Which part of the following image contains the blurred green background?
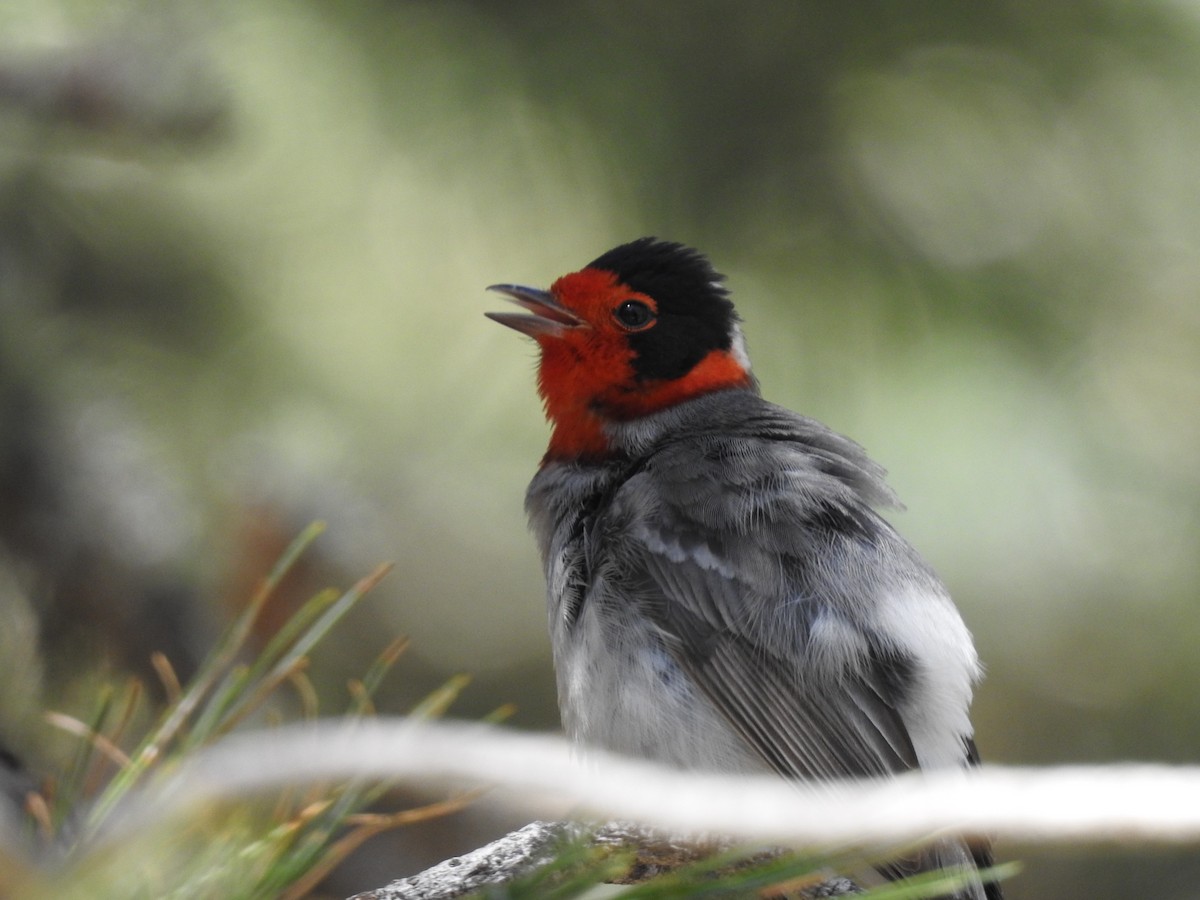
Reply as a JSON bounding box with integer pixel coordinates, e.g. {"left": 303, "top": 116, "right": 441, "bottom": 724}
{"left": 1, "top": 1, "right": 1198, "bottom": 897}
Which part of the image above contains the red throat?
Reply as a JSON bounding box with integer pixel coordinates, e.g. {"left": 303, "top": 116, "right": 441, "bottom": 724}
{"left": 528, "top": 267, "right": 753, "bottom": 462}
{"left": 538, "top": 346, "right": 751, "bottom": 461}
{"left": 534, "top": 324, "right": 632, "bottom": 461}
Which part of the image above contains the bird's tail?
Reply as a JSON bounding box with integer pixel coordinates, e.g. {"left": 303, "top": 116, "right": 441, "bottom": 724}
{"left": 880, "top": 837, "right": 1002, "bottom": 900}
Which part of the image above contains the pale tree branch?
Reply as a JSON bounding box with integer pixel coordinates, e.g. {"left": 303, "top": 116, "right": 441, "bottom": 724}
{"left": 349, "top": 821, "right": 861, "bottom": 899}
{"left": 95, "top": 719, "right": 1200, "bottom": 894}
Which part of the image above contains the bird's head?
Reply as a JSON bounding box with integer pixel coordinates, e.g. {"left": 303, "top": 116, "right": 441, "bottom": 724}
{"left": 487, "top": 237, "right": 755, "bottom": 461}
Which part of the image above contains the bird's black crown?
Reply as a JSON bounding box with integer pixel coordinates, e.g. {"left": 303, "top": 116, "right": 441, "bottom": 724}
{"left": 588, "top": 237, "right": 741, "bottom": 382}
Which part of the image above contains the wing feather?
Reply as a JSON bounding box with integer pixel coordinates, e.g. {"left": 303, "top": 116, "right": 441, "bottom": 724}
{"left": 638, "top": 544, "right": 919, "bottom": 781}
{"left": 618, "top": 418, "right": 926, "bottom": 782}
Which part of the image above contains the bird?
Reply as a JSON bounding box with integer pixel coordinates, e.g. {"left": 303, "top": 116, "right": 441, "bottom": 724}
{"left": 486, "top": 237, "right": 1000, "bottom": 899}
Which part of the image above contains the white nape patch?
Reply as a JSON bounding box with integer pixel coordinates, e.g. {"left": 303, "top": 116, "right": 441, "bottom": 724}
{"left": 728, "top": 322, "right": 752, "bottom": 372}
{"left": 873, "top": 586, "right": 981, "bottom": 770}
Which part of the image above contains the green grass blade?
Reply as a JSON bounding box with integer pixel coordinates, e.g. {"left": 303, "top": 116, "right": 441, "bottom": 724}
{"left": 253, "top": 563, "right": 392, "bottom": 701}
{"left": 859, "top": 862, "right": 1022, "bottom": 900}
{"left": 84, "top": 522, "right": 327, "bottom": 833}
{"left": 409, "top": 673, "right": 472, "bottom": 719}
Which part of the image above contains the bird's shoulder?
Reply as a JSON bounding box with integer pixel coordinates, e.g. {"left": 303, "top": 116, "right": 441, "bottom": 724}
{"left": 614, "top": 388, "right": 896, "bottom": 500}
{"left": 607, "top": 388, "right": 901, "bottom": 551}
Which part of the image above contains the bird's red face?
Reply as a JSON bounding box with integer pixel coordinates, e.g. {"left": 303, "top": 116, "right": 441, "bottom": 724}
{"left": 488, "top": 238, "right": 754, "bottom": 461}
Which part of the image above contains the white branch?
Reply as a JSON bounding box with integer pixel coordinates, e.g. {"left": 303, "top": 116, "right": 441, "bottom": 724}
{"left": 113, "top": 718, "right": 1200, "bottom": 848}
{"left": 353, "top": 821, "right": 576, "bottom": 900}
{"left": 350, "top": 821, "right": 861, "bottom": 900}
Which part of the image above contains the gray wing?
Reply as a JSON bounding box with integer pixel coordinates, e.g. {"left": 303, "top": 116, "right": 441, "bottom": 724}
{"left": 616, "top": 420, "right": 928, "bottom": 781}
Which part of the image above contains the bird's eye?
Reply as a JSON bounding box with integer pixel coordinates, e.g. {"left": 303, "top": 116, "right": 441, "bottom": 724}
{"left": 613, "top": 299, "right": 656, "bottom": 331}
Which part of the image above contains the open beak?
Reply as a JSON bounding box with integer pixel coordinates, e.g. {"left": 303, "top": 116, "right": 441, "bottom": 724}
{"left": 485, "top": 284, "right": 584, "bottom": 337}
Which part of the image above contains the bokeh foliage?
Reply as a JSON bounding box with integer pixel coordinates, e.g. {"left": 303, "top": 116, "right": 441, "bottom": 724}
{"left": 1, "top": 2, "right": 1198, "bottom": 897}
